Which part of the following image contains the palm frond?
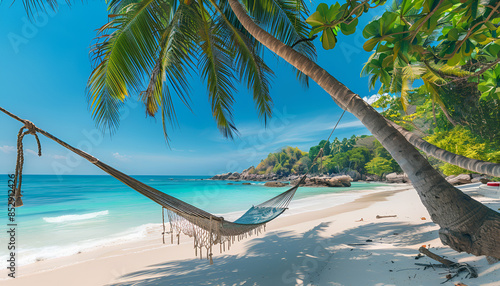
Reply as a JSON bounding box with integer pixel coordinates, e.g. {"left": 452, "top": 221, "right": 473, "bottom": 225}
{"left": 141, "top": 4, "right": 198, "bottom": 140}
{"left": 225, "top": 0, "right": 316, "bottom": 86}
{"left": 421, "top": 70, "right": 447, "bottom": 85}
{"left": 19, "top": 0, "right": 68, "bottom": 19}
{"left": 87, "top": 0, "right": 174, "bottom": 132}
{"left": 402, "top": 64, "right": 426, "bottom": 81}
{"left": 400, "top": 78, "right": 410, "bottom": 113}
{"left": 198, "top": 4, "right": 238, "bottom": 139}
{"left": 439, "top": 65, "right": 473, "bottom": 77}
{"left": 212, "top": 3, "right": 274, "bottom": 125}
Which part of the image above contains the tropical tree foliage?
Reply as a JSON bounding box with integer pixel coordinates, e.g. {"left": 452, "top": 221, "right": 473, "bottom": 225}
{"left": 307, "top": 0, "right": 500, "bottom": 133}
{"left": 253, "top": 146, "right": 306, "bottom": 175}
{"left": 365, "top": 157, "right": 393, "bottom": 176}
{"left": 302, "top": 0, "right": 500, "bottom": 177}
{"left": 358, "top": 0, "right": 500, "bottom": 99}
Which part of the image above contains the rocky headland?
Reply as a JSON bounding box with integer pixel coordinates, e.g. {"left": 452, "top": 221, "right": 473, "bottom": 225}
{"left": 210, "top": 166, "right": 490, "bottom": 187}
{"left": 210, "top": 166, "right": 412, "bottom": 187}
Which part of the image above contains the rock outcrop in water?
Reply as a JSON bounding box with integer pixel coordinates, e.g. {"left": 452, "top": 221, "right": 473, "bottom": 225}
{"left": 290, "top": 175, "right": 352, "bottom": 187}
{"left": 210, "top": 166, "right": 415, "bottom": 187}
{"left": 264, "top": 181, "right": 289, "bottom": 187}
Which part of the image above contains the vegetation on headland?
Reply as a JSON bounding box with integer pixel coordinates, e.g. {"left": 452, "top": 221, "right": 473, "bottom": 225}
{"left": 249, "top": 135, "right": 402, "bottom": 178}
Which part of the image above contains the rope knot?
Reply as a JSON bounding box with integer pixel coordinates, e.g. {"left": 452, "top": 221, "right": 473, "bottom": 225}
{"left": 24, "top": 120, "right": 37, "bottom": 135}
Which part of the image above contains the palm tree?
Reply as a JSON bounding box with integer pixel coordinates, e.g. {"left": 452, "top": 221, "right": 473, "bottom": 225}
{"left": 87, "top": 0, "right": 315, "bottom": 140}
{"left": 226, "top": 0, "right": 500, "bottom": 259}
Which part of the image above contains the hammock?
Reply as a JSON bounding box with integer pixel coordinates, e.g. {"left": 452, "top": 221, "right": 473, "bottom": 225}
{"left": 1, "top": 106, "right": 344, "bottom": 264}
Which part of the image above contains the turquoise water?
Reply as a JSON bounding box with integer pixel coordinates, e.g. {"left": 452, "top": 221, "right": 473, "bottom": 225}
{"left": 1, "top": 175, "right": 389, "bottom": 266}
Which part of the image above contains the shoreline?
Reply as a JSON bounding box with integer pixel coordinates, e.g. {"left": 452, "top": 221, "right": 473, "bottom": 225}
{"left": 2, "top": 183, "right": 405, "bottom": 269}
{"left": 2, "top": 183, "right": 499, "bottom": 285}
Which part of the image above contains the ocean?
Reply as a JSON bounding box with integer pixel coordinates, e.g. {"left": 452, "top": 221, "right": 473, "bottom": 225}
{"left": 1, "top": 175, "right": 390, "bottom": 267}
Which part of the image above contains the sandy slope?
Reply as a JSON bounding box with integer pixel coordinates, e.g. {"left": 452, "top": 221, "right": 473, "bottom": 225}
{"left": 1, "top": 183, "right": 499, "bottom": 286}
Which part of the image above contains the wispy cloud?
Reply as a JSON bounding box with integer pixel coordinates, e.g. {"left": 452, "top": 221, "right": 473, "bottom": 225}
{"left": 234, "top": 115, "right": 365, "bottom": 154}
{"left": 52, "top": 155, "right": 67, "bottom": 160}
{"left": 26, "top": 149, "right": 38, "bottom": 156}
{"left": 0, "top": 145, "right": 15, "bottom": 153}
{"left": 113, "top": 152, "right": 131, "bottom": 162}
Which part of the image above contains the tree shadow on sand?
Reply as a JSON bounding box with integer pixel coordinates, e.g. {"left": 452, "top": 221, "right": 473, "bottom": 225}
{"left": 106, "top": 221, "right": 443, "bottom": 286}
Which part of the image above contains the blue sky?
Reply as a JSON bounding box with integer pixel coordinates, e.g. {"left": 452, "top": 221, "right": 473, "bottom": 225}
{"left": 0, "top": 1, "right": 384, "bottom": 176}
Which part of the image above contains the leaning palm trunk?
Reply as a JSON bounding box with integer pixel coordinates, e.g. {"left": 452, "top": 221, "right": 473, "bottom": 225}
{"left": 388, "top": 120, "right": 500, "bottom": 177}
{"left": 228, "top": 0, "right": 500, "bottom": 259}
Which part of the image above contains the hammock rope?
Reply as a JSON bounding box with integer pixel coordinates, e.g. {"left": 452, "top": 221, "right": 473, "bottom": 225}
{"left": 0, "top": 106, "right": 345, "bottom": 264}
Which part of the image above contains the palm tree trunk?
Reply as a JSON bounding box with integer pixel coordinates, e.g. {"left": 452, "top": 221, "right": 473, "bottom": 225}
{"left": 388, "top": 120, "right": 500, "bottom": 177}
{"left": 228, "top": 0, "right": 500, "bottom": 258}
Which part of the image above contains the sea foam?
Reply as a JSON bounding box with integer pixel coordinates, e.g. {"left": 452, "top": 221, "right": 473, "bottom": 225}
{"left": 43, "top": 210, "right": 109, "bottom": 223}
{"left": 0, "top": 223, "right": 162, "bottom": 269}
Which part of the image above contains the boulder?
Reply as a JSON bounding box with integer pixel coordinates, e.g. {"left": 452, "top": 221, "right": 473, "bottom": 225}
{"left": 446, "top": 174, "right": 471, "bottom": 185}
{"left": 240, "top": 166, "right": 255, "bottom": 180}
{"left": 264, "top": 181, "right": 288, "bottom": 187}
{"left": 386, "top": 172, "right": 409, "bottom": 183}
{"left": 333, "top": 175, "right": 353, "bottom": 187}
{"left": 227, "top": 172, "right": 240, "bottom": 180}
{"left": 242, "top": 182, "right": 252, "bottom": 185}
{"left": 346, "top": 170, "right": 362, "bottom": 181}
{"left": 291, "top": 175, "right": 352, "bottom": 187}
{"left": 365, "top": 175, "right": 380, "bottom": 182}
{"left": 480, "top": 178, "right": 492, "bottom": 184}
{"left": 210, "top": 172, "right": 232, "bottom": 180}
{"left": 471, "top": 175, "right": 489, "bottom": 183}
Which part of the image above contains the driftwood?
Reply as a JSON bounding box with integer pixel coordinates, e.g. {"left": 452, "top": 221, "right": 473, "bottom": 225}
{"left": 419, "top": 247, "right": 455, "bottom": 266}
{"left": 376, "top": 215, "right": 397, "bottom": 219}
{"left": 416, "top": 247, "right": 478, "bottom": 283}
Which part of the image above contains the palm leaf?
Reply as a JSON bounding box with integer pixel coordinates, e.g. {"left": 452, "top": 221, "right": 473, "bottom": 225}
{"left": 211, "top": 1, "right": 274, "bottom": 124}
{"left": 402, "top": 64, "right": 426, "bottom": 81}
{"left": 87, "top": 0, "right": 173, "bottom": 132}
{"left": 141, "top": 4, "right": 198, "bottom": 140}
{"left": 198, "top": 3, "right": 238, "bottom": 138}
{"left": 223, "top": 0, "right": 316, "bottom": 86}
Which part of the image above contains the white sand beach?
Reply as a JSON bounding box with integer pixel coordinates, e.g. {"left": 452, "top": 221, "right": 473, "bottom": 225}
{"left": 2, "top": 183, "right": 499, "bottom": 286}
